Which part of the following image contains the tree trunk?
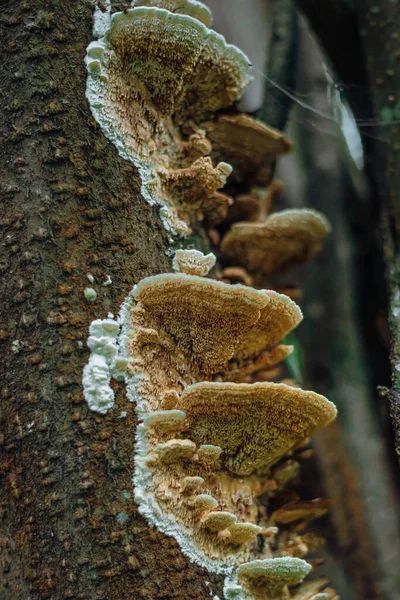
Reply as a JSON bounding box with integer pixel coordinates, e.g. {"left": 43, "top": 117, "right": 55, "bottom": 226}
{"left": 0, "top": 1, "right": 225, "bottom": 598}
{"left": 354, "top": 0, "right": 400, "bottom": 463}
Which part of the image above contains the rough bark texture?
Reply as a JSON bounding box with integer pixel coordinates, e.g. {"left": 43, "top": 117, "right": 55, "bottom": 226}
{"left": 0, "top": 1, "right": 225, "bottom": 598}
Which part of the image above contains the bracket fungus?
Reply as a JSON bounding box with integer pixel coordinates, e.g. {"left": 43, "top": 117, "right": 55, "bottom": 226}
{"left": 85, "top": 1, "right": 254, "bottom": 234}
{"left": 133, "top": 272, "right": 270, "bottom": 371}
{"left": 221, "top": 209, "right": 332, "bottom": 284}
{"left": 84, "top": 0, "right": 339, "bottom": 594}
{"left": 202, "top": 114, "right": 292, "bottom": 185}
{"left": 81, "top": 250, "right": 338, "bottom": 596}
{"left": 177, "top": 382, "right": 336, "bottom": 476}
{"left": 82, "top": 253, "right": 337, "bottom": 585}
{"left": 270, "top": 499, "right": 332, "bottom": 527}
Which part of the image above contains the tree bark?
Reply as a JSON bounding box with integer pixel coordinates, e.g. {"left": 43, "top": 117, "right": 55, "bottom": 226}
{"left": 0, "top": 1, "right": 225, "bottom": 598}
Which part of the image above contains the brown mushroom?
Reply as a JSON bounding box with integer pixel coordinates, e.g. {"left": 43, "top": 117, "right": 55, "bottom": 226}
{"left": 178, "top": 381, "right": 337, "bottom": 475}
{"left": 221, "top": 209, "right": 331, "bottom": 281}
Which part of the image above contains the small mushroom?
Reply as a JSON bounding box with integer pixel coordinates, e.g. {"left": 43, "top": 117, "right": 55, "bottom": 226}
{"left": 149, "top": 439, "right": 196, "bottom": 464}
{"left": 143, "top": 410, "right": 186, "bottom": 435}
{"left": 237, "top": 557, "right": 312, "bottom": 599}
{"left": 193, "top": 494, "right": 219, "bottom": 512}
{"left": 182, "top": 476, "right": 204, "bottom": 492}
{"left": 221, "top": 209, "right": 331, "bottom": 281}
{"left": 228, "top": 522, "right": 262, "bottom": 545}
{"left": 172, "top": 249, "right": 216, "bottom": 277}
{"left": 221, "top": 266, "right": 254, "bottom": 287}
{"left": 224, "top": 193, "right": 261, "bottom": 227}
{"left": 270, "top": 499, "right": 332, "bottom": 526}
{"left": 195, "top": 444, "right": 222, "bottom": 467}
{"left": 158, "top": 157, "right": 232, "bottom": 213}
{"left": 224, "top": 345, "right": 293, "bottom": 383}
{"left": 290, "top": 577, "right": 335, "bottom": 600}
{"left": 202, "top": 511, "right": 237, "bottom": 532}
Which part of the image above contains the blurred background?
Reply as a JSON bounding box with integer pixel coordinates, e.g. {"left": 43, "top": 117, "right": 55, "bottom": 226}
{"left": 205, "top": 1, "right": 400, "bottom": 598}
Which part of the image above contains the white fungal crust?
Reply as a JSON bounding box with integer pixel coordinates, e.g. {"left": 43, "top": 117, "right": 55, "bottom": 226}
{"left": 82, "top": 317, "right": 127, "bottom": 414}
{"left": 85, "top": 3, "right": 252, "bottom": 235}
{"left": 82, "top": 353, "right": 115, "bottom": 414}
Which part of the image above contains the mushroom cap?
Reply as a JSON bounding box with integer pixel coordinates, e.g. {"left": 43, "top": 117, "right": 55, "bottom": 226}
{"left": 202, "top": 511, "right": 237, "bottom": 532}
{"left": 288, "top": 578, "right": 334, "bottom": 600}
{"left": 221, "top": 209, "right": 331, "bottom": 278}
{"left": 178, "top": 381, "right": 337, "bottom": 475}
{"left": 195, "top": 444, "right": 222, "bottom": 465}
{"left": 270, "top": 498, "right": 332, "bottom": 525}
{"left": 201, "top": 191, "right": 233, "bottom": 227}
{"left": 234, "top": 290, "right": 302, "bottom": 360}
{"left": 132, "top": 0, "right": 213, "bottom": 27}
{"left": 237, "top": 557, "right": 312, "bottom": 597}
{"left": 133, "top": 273, "right": 269, "bottom": 371}
{"left": 143, "top": 409, "right": 186, "bottom": 435}
{"left": 172, "top": 249, "right": 216, "bottom": 277}
{"left": 151, "top": 438, "right": 196, "bottom": 463}
{"left": 182, "top": 476, "right": 204, "bottom": 492}
{"left": 225, "top": 194, "right": 261, "bottom": 226}
{"left": 228, "top": 522, "right": 262, "bottom": 545}
{"left": 203, "top": 114, "right": 292, "bottom": 184}
{"left": 194, "top": 494, "right": 219, "bottom": 511}
{"left": 221, "top": 267, "right": 254, "bottom": 287}
{"left": 108, "top": 8, "right": 251, "bottom": 119}
{"left": 225, "top": 345, "right": 294, "bottom": 383}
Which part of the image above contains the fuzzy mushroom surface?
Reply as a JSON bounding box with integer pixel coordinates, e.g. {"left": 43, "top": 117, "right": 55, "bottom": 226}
{"left": 237, "top": 557, "right": 312, "bottom": 599}
{"left": 178, "top": 381, "right": 337, "bottom": 475}
{"left": 221, "top": 209, "right": 331, "bottom": 281}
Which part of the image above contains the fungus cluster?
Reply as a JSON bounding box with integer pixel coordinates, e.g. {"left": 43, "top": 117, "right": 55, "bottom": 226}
{"left": 85, "top": 0, "right": 293, "bottom": 235}
{"left": 84, "top": 2, "right": 338, "bottom": 598}
{"left": 107, "top": 251, "right": 338, "bottom": 597}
